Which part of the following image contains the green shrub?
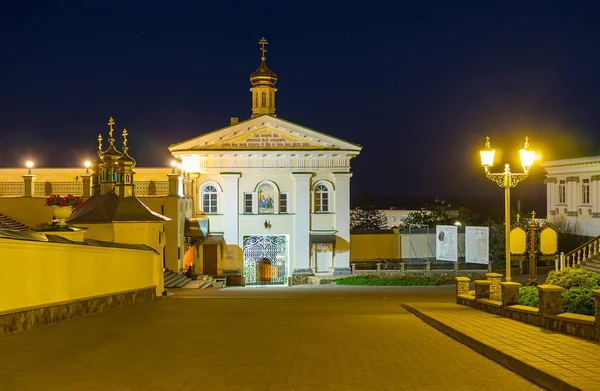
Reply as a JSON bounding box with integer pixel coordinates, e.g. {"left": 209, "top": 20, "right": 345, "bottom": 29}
{"left": 545, "top": 268, "right": 600, "bottom": 290}
{"left": 562, "top": 287, "right": 596, "bottom": 316}
{"left": 519, "top": 286, "right": 539, "bottom": 307}
{"left": 336, "top": 275, "right": 452, "bottom": 286}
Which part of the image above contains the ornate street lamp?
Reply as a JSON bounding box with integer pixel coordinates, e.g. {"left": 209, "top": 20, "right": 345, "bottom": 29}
{"left": 25, "top": 161, "right": 34, "bottom": 175}
{"left": 480, "top": 136, "right": 537, "bottom": 282}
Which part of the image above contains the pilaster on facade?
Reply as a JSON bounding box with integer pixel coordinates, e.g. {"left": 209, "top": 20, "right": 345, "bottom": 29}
{"left": 220, "top": 173, "right": 241, "bottom": 246}
{"left": 292, "top": 172, "right": 312, "bottom": 273}
{"left": 545, "top": 177, "right": 557, "bottom": 219}
{"left": 592, "top": 176, "right": 600, "bottom": 218}
{"left": 332, "top": 172, "right": 352, "bottom": 274}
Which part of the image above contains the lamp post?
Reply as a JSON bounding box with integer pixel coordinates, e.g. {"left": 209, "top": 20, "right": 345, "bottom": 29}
{"left": 480, "top": 136, "right": 536, "bottom": 282}
{"left": 25, "top": 161, "right": 34, "bottom": 175}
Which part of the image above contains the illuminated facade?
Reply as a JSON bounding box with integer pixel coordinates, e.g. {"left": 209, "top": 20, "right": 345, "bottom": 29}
{"left": 170, "top": 38, "right": 362, "bottom": 284}
{"left": 543, "top": 156, "right": 600, "bottom": 236}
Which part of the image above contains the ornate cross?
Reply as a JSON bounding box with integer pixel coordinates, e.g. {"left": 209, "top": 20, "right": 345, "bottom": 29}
{"left": 531, "top": 210, "right": 536, "bottom": 220}
{"left": 97, "top": 134, "right": 103, "bottom": 151}
{"left": 259, "top": 37, "right": 268, "bottom": 59}
{"left": 108, "top": 117, "right": 115, "bottom": 138}
{"left": 122, "top": 128, "right": 128, "bottom": 148}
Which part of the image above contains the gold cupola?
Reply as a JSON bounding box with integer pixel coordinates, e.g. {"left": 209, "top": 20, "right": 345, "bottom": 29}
{"left": 116, "top": 128, "right": 137, "bottom": 198}
{"left": 100, "top": 117, "right": 123, "bottom": 195}
{"left": 250, "top": 37, "right": 278, "bottom": 118}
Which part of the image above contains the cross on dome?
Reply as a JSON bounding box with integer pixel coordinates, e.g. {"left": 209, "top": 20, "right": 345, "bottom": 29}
{"left": 259, "top": 37, "right": 268, "bottom": 60}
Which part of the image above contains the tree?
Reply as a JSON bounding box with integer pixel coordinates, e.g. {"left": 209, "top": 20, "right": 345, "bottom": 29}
{"left": 402, "top": 198, "right": 475, "bottom": 228}
{"left": 350, "top": 208, "right": 387, "bottom": 230}
{"left": 350, "top": 191, "right": 386, "bottom": 230}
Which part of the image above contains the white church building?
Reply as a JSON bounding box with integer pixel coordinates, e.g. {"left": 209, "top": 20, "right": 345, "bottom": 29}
{"left": 543, "top": 155, "right": 600, "bottom": 237}
{"left": 169, "top": 39, "right": 362, "bottom": 285}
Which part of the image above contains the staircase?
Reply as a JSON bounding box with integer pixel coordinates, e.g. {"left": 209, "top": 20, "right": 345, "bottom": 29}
{"left": 581, "top": 256, "right": 600, "bottom": 273}
{"left": 0, "top": 214, "right": 29, "bottom": 231}
{"left": 163, "top": 269, "right": 193, "bottom": 288}
{"left": 563, "top": 235, "right": 600, "bottom": 270}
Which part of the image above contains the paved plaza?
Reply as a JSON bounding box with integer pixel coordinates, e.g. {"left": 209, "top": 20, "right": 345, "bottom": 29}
{"left": 0, "top": 284, "right": 541, "bottom": 391}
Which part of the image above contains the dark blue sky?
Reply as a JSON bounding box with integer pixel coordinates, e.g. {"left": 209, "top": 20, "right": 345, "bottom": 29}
{"left": 2, "top": 2, "right": 600, "bottom": 210}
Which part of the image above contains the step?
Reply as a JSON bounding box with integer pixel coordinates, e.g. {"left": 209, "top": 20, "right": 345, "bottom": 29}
{"left": 200, "top": 281, "right": 214, "bottom": 289}
{"left": 164, "top": 274, "right": 180, "bottom": 285}
{"left": 173, "top": 277, "right": 192, "bottom": 288}
{"left": 165, "top": 275, "right": 189, "bottom": 288}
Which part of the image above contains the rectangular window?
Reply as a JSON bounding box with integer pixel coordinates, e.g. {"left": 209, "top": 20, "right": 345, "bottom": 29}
{"left": 559, "top": 180, "right": 566, "bottom": 203}
{"left": 244, "top": 193, "right": 253, "bottom": 214}
{"left": 280, "top": 193, "right": 288, "bottom": 213}
{"left": 582, "top": 179, "right": 590, "bottom": 204}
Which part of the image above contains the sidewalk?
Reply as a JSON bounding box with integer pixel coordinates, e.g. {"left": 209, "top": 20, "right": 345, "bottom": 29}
{"left": 402, "top": 302, "right": 600, "bottom": 391}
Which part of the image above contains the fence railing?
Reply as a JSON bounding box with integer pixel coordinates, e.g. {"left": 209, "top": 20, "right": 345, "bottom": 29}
{"left": 0, "top": 180, "right": 170, "bottom": 197}
{"left": 561, "top": 235, "right": 600, "bottom": 268}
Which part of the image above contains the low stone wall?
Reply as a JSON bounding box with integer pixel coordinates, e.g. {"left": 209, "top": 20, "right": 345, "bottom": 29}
{"left": 356, "top": 270, "right": 488, "bottom": 280}
{"left": 456, "top": 276, "right": 599, "bottom": 342}
{"left": 0, "top": 286, "right": 156, "bottom": 335}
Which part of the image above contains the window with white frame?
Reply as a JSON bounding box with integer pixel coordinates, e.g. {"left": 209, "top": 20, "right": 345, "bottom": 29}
{"left": 280, "top": 193, "right": 288, "bottom": 213}
{"left": 314, "top": 183, "right": 330, "bottom": 213}
{"left": 559, "top": 180, "right": 566, "bottom": 204}
{"left": 201, "top": 185, "right": 218, "bottom": 214}
{"left": 244, "top": 192, "right": 253, "bottom": 214}
{"left": 582, "top": 179, "right": 590, "bottom": 204}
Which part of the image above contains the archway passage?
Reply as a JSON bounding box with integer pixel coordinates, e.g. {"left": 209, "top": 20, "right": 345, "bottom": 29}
{"left": 243, "top": 235, "right": 288, "bottom": 286}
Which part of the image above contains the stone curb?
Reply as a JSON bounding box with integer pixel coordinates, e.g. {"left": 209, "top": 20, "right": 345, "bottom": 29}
{"left": 401, "top": 303, "right": 581, "bottom": 391}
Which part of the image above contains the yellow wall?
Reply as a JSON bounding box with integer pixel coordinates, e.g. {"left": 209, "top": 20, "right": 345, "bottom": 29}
{"left": 0, "top": 197, "right": 54, "bottom": 228}
{"left": 0, "top": 238, "right": 162, "bottom": 313}
{"left": 350, "top": 231, "right": 401, "bottom": 261}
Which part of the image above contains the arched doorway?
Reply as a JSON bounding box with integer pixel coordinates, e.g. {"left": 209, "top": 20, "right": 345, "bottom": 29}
{"left": 258, "top": 258, "right": 272, "bottom": 285}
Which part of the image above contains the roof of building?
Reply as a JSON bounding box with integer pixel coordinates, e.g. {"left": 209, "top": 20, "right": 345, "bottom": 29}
{"left": 67, "top": 191, "right": 170, "bottom": 223}
{"left": 0, "top": 229, "right": 156, "bottom": 253}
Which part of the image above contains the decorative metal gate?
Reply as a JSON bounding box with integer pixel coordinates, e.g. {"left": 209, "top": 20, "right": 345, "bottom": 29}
{"left": 243, "top": 235, "right": 288, "bottom": 285}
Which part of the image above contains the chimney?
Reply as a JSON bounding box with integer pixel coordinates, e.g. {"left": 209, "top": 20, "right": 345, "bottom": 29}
{"left": 230, "top": 117, "right": 239, "bottom": 126}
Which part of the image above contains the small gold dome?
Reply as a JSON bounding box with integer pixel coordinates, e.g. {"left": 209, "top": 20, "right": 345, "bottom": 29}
{"left": 250, "top": 58, "right": 277, "bottom": 86}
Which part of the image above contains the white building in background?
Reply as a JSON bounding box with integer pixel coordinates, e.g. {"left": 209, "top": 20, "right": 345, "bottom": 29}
{"left": 378, "top": 210, "right": 419, "bottom": 228}
{"left": 543, "top": 156, "right": 600, "bottom": 236}
{"left": 169, "top": 39, "right": 362, "bottom": 284}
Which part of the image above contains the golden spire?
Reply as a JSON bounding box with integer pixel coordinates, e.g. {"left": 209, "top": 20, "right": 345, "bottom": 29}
{"left": 107, "top": 117, "right": 115, "bottom": 144}
{"left": 97, "top": 134, "right": 103, "bottom": 152}
{"left": 122, "top": 129, "right": 128, "bottom": 152}
{"left": 259, "top": 37, "right": 268, "bottom": 60}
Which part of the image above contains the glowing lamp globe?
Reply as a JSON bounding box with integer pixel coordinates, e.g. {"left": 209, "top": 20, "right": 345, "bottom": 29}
{"left": 519, "top": 137, "right": 536, "bottom": 173}
{"left": 479, "top": 137, "right": 495, "bottom": 169}
{"left": 84, "top": 161, "right": 91, "bottom": 168}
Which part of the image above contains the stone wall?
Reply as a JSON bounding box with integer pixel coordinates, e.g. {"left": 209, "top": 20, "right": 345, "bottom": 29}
{"left": 0, "top": 286, "right": 155, "bottom": 335}
{"left": 456, "top": 276, "right": 598, "bottom": 342}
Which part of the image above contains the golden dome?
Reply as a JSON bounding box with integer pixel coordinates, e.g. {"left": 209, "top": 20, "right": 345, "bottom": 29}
{"left": 250, "top": 37, "right": 277, "bottom": 86}
{"left": 250, "top": 58, "right": 277, "bottom": 86}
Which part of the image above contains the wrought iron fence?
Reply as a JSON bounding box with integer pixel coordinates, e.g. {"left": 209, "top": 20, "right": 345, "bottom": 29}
{"left": 34, "top": 182, "right": 83, "bottom": 196}
{"left": 135, "top": 181, "right": 169, "bottom": 196}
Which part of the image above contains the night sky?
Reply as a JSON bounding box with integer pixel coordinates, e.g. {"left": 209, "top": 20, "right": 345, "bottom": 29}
{"left": 2, "top": 2, "right": 600, "bottom": 213}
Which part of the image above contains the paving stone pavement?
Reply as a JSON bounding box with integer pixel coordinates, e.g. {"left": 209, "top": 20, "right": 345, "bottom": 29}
{"left": 403, "top": 302, "right": 600, "bottom": 391}
{"left": 0, "top": 285, "right": 541, "bottom": 391}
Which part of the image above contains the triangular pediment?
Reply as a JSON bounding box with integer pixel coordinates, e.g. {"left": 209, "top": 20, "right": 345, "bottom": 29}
{"left": 169, "top": 116, "right": 362, "bottom": 152}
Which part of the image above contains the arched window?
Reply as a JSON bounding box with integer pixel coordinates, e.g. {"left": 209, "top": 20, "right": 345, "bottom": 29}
{"left": 261, "top": 92, "right": 267, "bottom": 107}
{"left": 314, "top": 184, "right": 330, "bottom": 213}
{"left": 201, "top": 185, "right": 218, "bottom": 214}
{"left": 254, "top": 92, "right": 258, "bottom": 108}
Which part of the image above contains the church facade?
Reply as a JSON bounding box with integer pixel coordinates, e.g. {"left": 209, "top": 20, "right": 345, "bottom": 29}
{"left": 171, "top": 38, "right": 362, "bottom": 285}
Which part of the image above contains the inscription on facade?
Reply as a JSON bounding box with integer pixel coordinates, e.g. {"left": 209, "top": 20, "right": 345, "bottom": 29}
{"left": 210, "top": 128, "right": 323, "bottom": 149}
